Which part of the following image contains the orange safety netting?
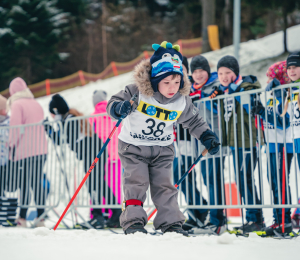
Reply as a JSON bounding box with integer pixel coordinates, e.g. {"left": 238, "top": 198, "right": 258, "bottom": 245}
{"left": 1, "top": 37, "right": 202, "bottom": 98}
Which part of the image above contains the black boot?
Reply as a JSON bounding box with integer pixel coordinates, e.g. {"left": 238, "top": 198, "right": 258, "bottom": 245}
{"left": 182, "top": 210, "right": 208, "bottom": 231}
{"left": 79, "top": 214, "right": 105, "bottom": 229}
{"left": 164, "top": 224, "right": 188, "bottom": 237}
{"left": 124, "top": 223, "right": 147, "bottom": 235}
{"left": 106, "top": 209, "right": 122, "bottom": 228}
{"left": 182, "top": 219, "right": 198, "bottom": 231}
{"left": 234, "top": 221, "right": 265, "bottom": 234}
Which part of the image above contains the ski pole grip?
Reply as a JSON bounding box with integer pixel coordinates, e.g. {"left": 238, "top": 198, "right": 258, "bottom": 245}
{"left": 129, "top": 93, "right": 138, "bottom": 105}
{"left": 202, "top": 142, "right": 221, "bottom": 156}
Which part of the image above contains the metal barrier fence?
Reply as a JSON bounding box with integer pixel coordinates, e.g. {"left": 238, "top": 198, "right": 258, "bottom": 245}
{"left": 178, "top": 82, "right": 300, "bottom": 213}
{"left": 0, "top": 120, "right": 63, "bottom": 226}
{"left": 1, "top": 82, "right": 300, "bottom": 227}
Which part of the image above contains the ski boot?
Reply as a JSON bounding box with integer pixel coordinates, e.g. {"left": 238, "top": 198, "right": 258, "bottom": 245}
{"left": 106, "top": 209, "right": 122, "bottom": 228}
{"left": 234, "top": 221, "right": 265, "bottom": 234}
{"left": 80, "top": 214, "right": 105, "bottom": 229}
{"left": 189, "top": 219, "right": 226, "bottom": 235}
{"left": 182, "top": 210, "right": 208, "bottom": 231}
{"left": 164, "top": 224, "right": 188, "bottom": 237}
{"left": 292, "top": 214, "right": 300, "bottom": 229}
{"left": 124, "top": 223, "right": 147, "bottom": 235}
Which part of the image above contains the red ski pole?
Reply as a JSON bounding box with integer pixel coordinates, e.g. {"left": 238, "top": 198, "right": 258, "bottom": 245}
{"left": 53, "top": 94, "right": 137, "bottom": 230}
{"left": 282, "top": 147, "right": 286, "bottom": 234}
{"left": 147, "top": 144, "right": 219, "bottom": 221}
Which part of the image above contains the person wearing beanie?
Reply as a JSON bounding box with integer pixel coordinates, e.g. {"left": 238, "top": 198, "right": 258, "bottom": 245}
{"left": 210, "top": 55, "right": 265, "bottom": 234}
{"left": 49, "top": 94, "right": 69, "bottom": 118}
{"left": 182, "top": 56, "right": 189, "bottom": 75}
{"left": 252, "top": 60, "right": 295, "bottom": 236}
{"left": 190, "top": 55, "right": 211, "bottom": 91}
{"left": 173, "top": 54, "right": 226, "bottom": 234}
{"left": 106, "top": 41, "right": 219, "bottom": 236}
{"left": 47, "top": 93, "right": 120, "bottom": 229}
{"left": 6, "top": 77, "right": 48, "bottom": 228}
{"left": 92, "top": 90, "right": 107, "bottom": 107}
{"left": 89, "top": 89, "right": 123, "bottom": 228}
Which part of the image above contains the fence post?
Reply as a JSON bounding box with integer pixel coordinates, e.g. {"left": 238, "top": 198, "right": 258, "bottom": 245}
{"left": 46, "top": 79, "right": 51, "bottom": 96}
{"left": 111, "top": 62, "right": 118, "bottom": 76}
{"left": 178, "top": 39, "right": 183, "bottom": 54}
{"left": 78, "top": 70, "right": 86, "bottom": 86}
{"left": 143, "top": 51, "right": 149, "bottom": 59}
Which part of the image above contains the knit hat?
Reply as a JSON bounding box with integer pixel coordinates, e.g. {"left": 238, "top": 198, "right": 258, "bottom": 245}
{"left": 191, "top": 55, "right": 210, "bottom": 78}
{"left": 0, "top": 95, "right": 7, "bottom": 111}
{"left": 49, "top": 94, "right": 69, "bottom": 115}
{"left": 182, "top": 56, "right": 189, "bottom": 74}
{"left": 217, "top": 55, "right": 239, "bottom": 77}
{"left": 287, "top": 52, "right": 300, "bottom": 68}
{"left": 9, "top": 77, "right": 28, "bottom": 96}
{"left": 150, "top": 41, "right": 183, "bottom": 92}
{"left": 266, "top": 61, "right": 290, "bottom": 85}
{"left": 93, "top": 90, "right": 107, "bottom": 107}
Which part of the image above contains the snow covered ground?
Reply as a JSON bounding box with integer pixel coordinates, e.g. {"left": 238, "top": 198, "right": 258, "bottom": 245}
{"left": 0, "top": 227, "right": 299, "bottom": 260}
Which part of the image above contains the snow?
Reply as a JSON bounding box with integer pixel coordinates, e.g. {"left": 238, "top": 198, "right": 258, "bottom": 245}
{"left": 0, "top": 227, "right": 299, "bottom": 260}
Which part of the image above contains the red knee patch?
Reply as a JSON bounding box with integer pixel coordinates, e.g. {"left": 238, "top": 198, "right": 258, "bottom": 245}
{"left": 125, "top": 199, "right": 143, "bottom": 207}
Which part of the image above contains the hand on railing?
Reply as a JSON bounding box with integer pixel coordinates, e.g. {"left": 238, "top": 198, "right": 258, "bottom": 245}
{"left": 251, "top": 101, "right": 265, "bottom": 117}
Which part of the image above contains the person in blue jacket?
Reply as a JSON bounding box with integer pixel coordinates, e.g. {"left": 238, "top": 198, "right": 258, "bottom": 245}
{"left": 252, "top": 60, "right": 294, "bottom": 236}
{"left": 174, "top": 55, "right": 226, "bottom": 235}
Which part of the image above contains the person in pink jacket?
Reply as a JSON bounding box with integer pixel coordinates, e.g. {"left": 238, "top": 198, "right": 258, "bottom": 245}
{"left": 7, "top": 77, "right": 48, "bottom": 227}
{"left": 89, "top": 90, "right": 122, "bottom": 228}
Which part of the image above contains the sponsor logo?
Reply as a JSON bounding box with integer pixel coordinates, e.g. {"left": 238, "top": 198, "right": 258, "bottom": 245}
{"left": 137, "top": 101, "right": 182, "bottom": 121}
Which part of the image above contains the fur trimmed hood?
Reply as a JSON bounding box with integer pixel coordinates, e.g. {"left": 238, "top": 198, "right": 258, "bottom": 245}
{"left": 133, "top": 59, "right": 191, "bottom": 97}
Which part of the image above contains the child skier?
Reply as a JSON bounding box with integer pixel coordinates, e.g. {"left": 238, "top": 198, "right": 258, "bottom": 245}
{"left": 252, "top": 60, "right": 293, "bottom": 236}
{"left": 210, "top": 55, "right": 265, "bottom": 234}
{"left": 106, "top": 41, "right": 219, "bottom": 236}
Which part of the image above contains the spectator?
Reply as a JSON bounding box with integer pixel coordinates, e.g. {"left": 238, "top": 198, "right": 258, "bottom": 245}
{"left": 47, "top": 94, "right": 120, "bottom": 229}
{"left": 252, "top": 60, "right": 293, "bottom": 236}
{"left": 7, "top": 77, "right": 48, "bottom": 227}
{"left": 89, "top": 90, "right": 122, "bottom": 228}
{"left": 0, "top": 95, "right": 10, "bottom": 197}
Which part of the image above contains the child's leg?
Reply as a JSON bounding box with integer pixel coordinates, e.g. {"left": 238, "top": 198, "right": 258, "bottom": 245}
{"left": 118, "top": 140, "right": 150, "bottom": 231}
{"left": 148, "top": 145, "right": 185, "bottom": 232}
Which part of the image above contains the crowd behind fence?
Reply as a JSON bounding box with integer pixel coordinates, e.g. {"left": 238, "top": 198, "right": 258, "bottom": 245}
{"left": 0, "top": 83, "right": 300, "bottom": 228}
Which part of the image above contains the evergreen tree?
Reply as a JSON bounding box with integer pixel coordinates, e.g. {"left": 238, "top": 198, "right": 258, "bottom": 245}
{"left": 0, "top": 0, "right": 69, "bottom": 90}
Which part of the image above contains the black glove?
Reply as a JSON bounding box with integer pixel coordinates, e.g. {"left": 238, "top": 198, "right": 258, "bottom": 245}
{"left": 114, "top": 101, "right": 132, "bottom": 117}
{"left": 209, "top": 88, "right": 224, "bottom": 99}
{"left": 251, "top": 101, "right": 265, "bottom": 117}
{"left": 200, "top": 130, "right": 220, "bottom": 155}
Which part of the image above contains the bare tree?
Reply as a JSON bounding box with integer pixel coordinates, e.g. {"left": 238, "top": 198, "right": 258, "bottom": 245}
{"left": 200, "top": 0, "right": 216, "bottom": 52}
{"left": 102, "top": 0, "right": 107, "bottom": 68}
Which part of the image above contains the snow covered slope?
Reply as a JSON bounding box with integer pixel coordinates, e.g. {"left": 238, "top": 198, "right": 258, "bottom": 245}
{"left": 36, "top": 24, "right": 300, "bottom": 117}
{"left": 0, "top": 228, "right": 299, "bottom": 260}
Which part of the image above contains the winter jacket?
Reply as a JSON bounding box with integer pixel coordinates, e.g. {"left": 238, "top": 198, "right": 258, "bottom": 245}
{"left": 47, "top": 111, "right": 106, "bottom": 162}
{"left": 0, "top": 116, "right": 9, "bottom": 166}
{"left": 217, "top": 75, "right": 264, "bottom": 148}
{"left": 89, "top": 100, "right": 120, "bottom": 161}
{"left": 106, "top": 59, "right": 210, "bottom": 146}
{"left": 8, "top": 79, "right": 47, "bottom": 161}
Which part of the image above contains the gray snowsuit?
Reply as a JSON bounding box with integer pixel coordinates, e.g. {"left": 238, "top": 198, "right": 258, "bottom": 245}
{"left": 106, "top": 59, "right": 210, "bottom": 231}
